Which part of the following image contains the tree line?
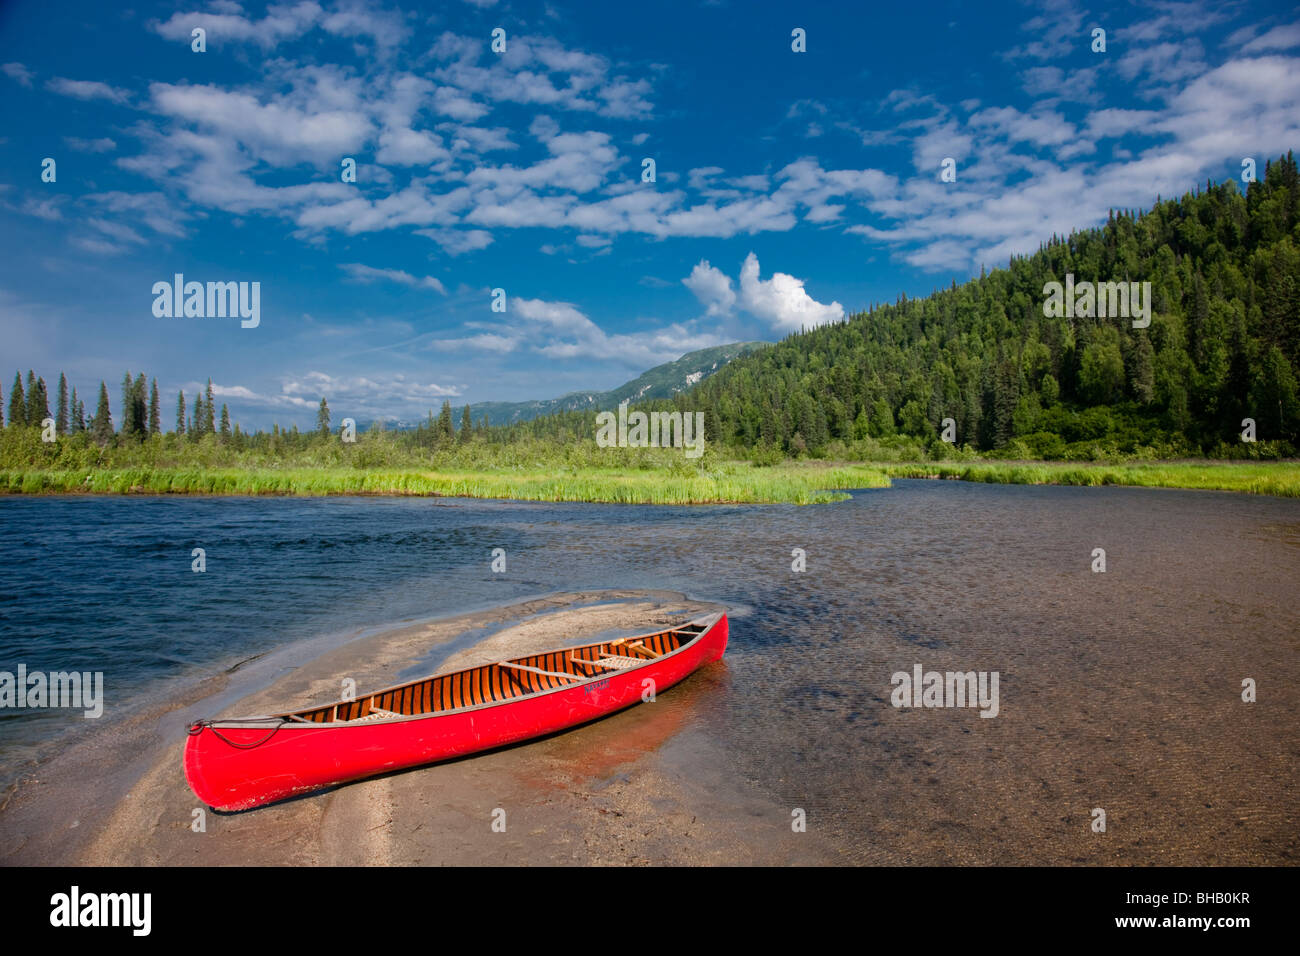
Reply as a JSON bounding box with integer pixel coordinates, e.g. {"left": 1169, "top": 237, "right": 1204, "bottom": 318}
{"left": 2, "top": 369, "right": 492, "bottom": 454}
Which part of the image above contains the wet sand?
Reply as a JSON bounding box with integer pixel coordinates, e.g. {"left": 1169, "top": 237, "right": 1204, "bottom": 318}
{"left": 0, "top": 591, "right": 836, "bottom": 866}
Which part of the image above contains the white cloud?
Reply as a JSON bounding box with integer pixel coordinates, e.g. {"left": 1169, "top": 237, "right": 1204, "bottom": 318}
{"left": 682, "top": 260, "right": 736, "bottom": 316}
{"left": 151, "top": 3, "right": 326, "bottom": 50}
{"left": 429, "top": 333, "right": 517, "bottom": 352}
{"left": 3, "top": 62, "right": 33, "bottom": 87}
{"left": 681, "top": 254, "right": 842, "bottom": 331}
{"left": 280, "top": 371, "right": 462, "bottom": 413}
{"left": 63, "top": 136, "right": 117, "bottom": 153}
{"left": 414, "top": 227, "right": 494, "bottom": 254}
{"left": 737, "top": 253, "right": 843, "bottom": 331}
{"left": 47, "top": 77, "right": 131, "bottom": 104}
{"left": 341, "top": 262, "right": 447, "bottom": 294}
{"left": 1241, "top": 23, "right": 1300, "bottom": 53}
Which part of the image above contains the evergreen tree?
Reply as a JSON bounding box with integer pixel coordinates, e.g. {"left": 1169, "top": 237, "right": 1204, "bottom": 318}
{"left": 121, "top": 371, "right": 138, "bottom": 437}
{"left": 6, "top": 372, "right": 21, "bottom": 426}
{"left": 7, "top": 372, "right": 21, "bottom": 427}
{"left": 133, "top": 373, "right": 147, "bottom": 437}
{"left": 220, "top": 403, "right": 231, "bottom": 439}
{"left": 57, "top": 373, "right": 68, "bottom": 435}
{"left": 69, "top": 387, "right": 81, "bottom": 433}
{"left": 205, "top": 378, "right": 216, "bottom": 434}
{"left": 149, "top": 378, "right": 161, "bottom": 435}
{"left": 28, "top": 375, "right": 50, "bottom": 428}
{"left": 90, "top": 381, "right": 113, "bottom": 444}
{"left": 24, "top": 370, "right": 37, "bottom": 425}
{"left": 192, "top": 392, "right": 204, "bottom": 436}
{"left": 437, "top": 399, "right": 453, "bottom": 443}
{"left": 460, "top": 404, "right": 472, "bottom": 441}
{"left": 317, "top": 397, "right": 330, "bottom": 436}
{"left": 176, "top": 390, "right": 186, "bottom": 436}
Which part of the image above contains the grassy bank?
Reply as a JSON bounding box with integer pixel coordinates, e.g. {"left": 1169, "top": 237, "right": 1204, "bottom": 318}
{"left": 0, "top": 463, "right": 892, "bottom": 505}
{"left": 2, "top": 458, "right": 1298, "bottom": 504}
{"left": 882, "top": 460, "right": 1300, "bottom": 497}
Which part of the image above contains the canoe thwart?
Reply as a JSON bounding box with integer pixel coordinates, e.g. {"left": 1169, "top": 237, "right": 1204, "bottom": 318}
{"left": 499, "top": 661, "right": 586, "bottom": 683}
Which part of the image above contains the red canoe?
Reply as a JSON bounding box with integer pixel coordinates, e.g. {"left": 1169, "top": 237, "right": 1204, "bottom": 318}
{"left": 184, "top": 612, "right": 728, "bottom": 811}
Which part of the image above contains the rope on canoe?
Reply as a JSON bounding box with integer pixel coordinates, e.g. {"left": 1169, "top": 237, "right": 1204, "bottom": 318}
{"left": 188, "top": 717, "right": 287, "bottom": 749}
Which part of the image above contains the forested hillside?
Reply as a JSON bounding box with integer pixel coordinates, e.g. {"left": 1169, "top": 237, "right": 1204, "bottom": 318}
{"left": 688, "top": 152, "right": 1300, "bottom": 460}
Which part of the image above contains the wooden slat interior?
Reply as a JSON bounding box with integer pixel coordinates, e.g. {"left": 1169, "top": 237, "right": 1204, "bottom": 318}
{"left": 290, "top": 623, "right": 702, "bottom": 723}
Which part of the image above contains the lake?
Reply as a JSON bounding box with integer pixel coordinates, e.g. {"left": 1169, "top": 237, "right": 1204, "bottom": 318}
{"left": 2, "top": 480, "right": 1297, "bottom": 863}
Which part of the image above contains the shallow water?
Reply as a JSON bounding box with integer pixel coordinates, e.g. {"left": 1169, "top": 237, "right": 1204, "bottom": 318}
{"left": 2, "top": 481, "right": 1298, "bottom": 862}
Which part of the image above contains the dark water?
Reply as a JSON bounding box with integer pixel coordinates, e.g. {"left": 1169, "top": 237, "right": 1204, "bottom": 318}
{"left": 2, "top": 482, "right": 1298, "bottom": 862}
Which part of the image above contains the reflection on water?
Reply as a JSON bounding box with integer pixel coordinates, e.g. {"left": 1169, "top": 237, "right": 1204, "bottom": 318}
{"left": 2, "top": 481, "right": 1298, "bottom": 862}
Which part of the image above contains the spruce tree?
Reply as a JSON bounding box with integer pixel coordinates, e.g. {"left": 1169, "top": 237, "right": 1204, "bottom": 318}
{"left": 205, "top": 378, "right": 216, "bottom": 433}
{"left": 133, "top": 373, "right": 147, "bottom": 437}
{"left": 316, "top": 397, "right": 330, "bottom": 436}
{"left": 7, "top": 372, "right": 21, "bottom": 427}
{"left": 148, "top": 378, "right": 160, "bottom": 435}
{"left": 176, "top": 390, "right": 186, "bottom": 436}
{"left": 460, "top": 404, "right": 472, "bottom": 441}
{"left": 57, "top": 374, "right": 68, "bottom": 435}
{"left": 121, "top": 371, "right": 137, "bottom": 436}
{"left": 220, "top": 403, "right": 231, "bottom": 439}
{"left": 29, "top": 376, "right": 50, "bottom": 428}
{"left": 24, "top": 370, "right": 37, "bottom": 425}
{"left": 90, "top": 382, "right": 113, "bottom": 444}
{"left": 192, "top": 393, "right": 205, "bottom": 436}
{"left": 437, "top": 399, "right": 453, "bottom": 443}
{"left": 69, "top": 388, "right": 80, "bottom": 433}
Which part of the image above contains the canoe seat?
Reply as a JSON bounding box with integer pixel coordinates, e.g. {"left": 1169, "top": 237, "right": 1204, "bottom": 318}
{"left": 588, "top": 655, "right": 646, "bottom": 670}
{"left": 355, "top": 706, "right": 403, "bottom": 722}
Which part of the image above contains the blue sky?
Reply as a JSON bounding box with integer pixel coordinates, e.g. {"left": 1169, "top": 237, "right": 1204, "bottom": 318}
{"left": 1, "top": 0, "right": 1298, "bottom": 429}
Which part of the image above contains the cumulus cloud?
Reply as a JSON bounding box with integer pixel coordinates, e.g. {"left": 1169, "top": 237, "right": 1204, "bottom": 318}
{"left": 682, "top": 254, "right": 842, "bottom": 332}
{"left": 682, "top": 260, "right": 736, "bottom": 316}
{"left": 738, "top": 253, "right": 844, "bottom": 331}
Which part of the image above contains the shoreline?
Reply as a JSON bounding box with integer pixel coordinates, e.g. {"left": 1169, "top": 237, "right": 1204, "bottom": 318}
{"left": 1, "top": 459, "right": 1297, "bottom": 502}
{"left": 0, "top": 590, "right": 839, "bottom": 866}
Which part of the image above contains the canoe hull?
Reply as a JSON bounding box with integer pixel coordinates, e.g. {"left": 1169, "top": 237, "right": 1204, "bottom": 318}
{"left": 185, "top": 614, "right": 727, "bottom": 811}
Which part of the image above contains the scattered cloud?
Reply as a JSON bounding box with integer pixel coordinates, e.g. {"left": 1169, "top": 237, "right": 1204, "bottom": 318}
{"left": 63, "top": 136, "right": 117, "bottom": 153}
{"left": 46, "top": 77, "right": 131, "bottom": 104}
{"left": 2, "top": 62, "right": 33, "bottom": 87}
{"left": 341, "top": 262, "right": 448, "bottom": 294}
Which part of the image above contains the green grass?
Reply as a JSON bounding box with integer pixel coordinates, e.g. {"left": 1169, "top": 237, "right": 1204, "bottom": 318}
{"left": 3, "top": 459, "right": 1298, "bottom": 503}
{"left": 881, "top": 460, "right": 1300, "bottom": 497}
{"left": 0, "top": 463, "right": 891, "bottom": 505}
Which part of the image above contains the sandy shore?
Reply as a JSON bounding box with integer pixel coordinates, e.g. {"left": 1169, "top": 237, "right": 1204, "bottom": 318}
{"left": 0, "top": 590, "right": 838, "bottom": 866}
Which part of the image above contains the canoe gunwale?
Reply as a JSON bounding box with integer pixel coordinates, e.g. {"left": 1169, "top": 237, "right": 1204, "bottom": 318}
{"left": 200, "top": 611, "right": 724, "bottom": 730}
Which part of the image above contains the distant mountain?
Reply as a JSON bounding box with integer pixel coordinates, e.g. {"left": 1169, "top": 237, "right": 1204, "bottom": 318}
{"left": 459, "top": 341, "right": 768, "bottom": 427}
